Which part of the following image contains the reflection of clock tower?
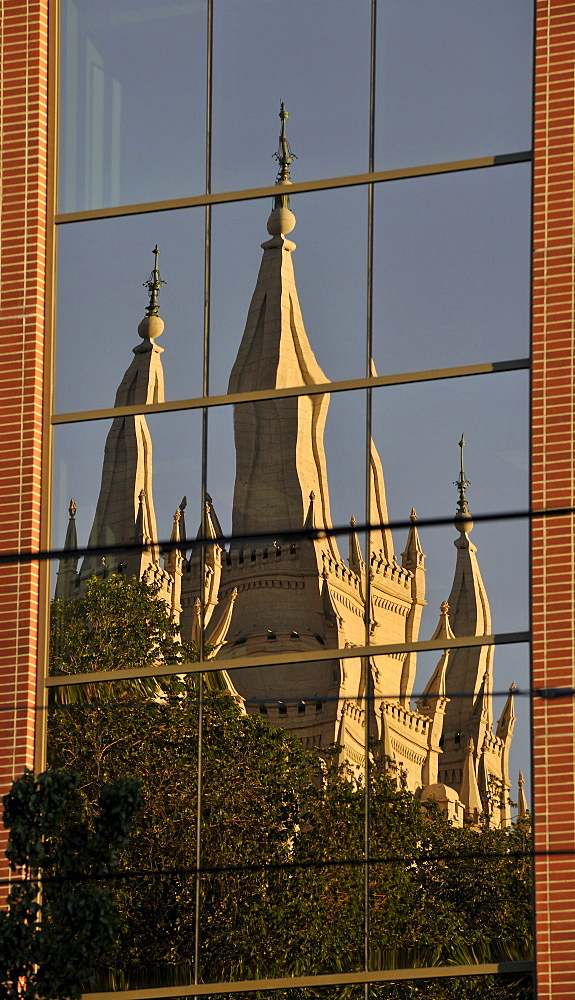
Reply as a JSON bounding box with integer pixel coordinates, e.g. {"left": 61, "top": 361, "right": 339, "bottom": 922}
{"left": 57, "top": 108, "right": 521, "bottom": 828}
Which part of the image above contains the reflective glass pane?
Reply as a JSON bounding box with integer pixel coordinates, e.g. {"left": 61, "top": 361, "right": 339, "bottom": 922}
{"left": 47, "top": 680, "right": 201, "bottom": 985}
{"left": 369, "top": 370, "right": 529, "bottom": 632}
{"left": 52, "top": 410, "right": 204, "bottom": 588}
{"left": 212, "top": 0, "right": 371, "bottom": 192}
{"left": 209, "top": 186, "right": 368, "bottom": 397}
{"left": 376, "top": 0, "right": 533, "bottom": 170}
{"left": 55, "top": 210, "right": 205, "bottom": 413}
{"left": 200, "top": 683, "right": 365, "bottom": 980}
{"left": 59, "top": 0, "right": 207, "bottom": 212}
{"left": 372, "top": 164, "right": 531, "bottom": 376}
{"left": 368, "top": 646, "right": 533, "bottom": 983}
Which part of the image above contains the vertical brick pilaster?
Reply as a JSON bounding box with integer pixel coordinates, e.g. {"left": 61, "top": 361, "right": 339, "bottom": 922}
{"left": 0, "top": 0, "right": 49, "bottom": 884}
{"left": 533, "top": 2, "right": 575, "bottom": 996}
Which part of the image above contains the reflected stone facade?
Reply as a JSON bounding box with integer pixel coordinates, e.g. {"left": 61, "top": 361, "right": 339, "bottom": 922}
{"left": 57, "top": 149, "right": 521, "bottom": 831}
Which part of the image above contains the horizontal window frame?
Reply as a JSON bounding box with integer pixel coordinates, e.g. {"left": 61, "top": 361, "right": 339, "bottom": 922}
{"left": 51, "top": 358, "right": 530, "bottom": 424}
{"left": 46, "top": 630, "right": 529, "bottom": 688}
{"left": 80, "top": 961, "right": 534, "bottom": 999}
{"left": 54, "top": 152, "right": 532, "bottom": 226}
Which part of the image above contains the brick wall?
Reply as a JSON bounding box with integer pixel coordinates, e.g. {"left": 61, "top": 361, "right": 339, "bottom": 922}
{"left": 0, "top": 0, "right": 49, "bottom": 881}
{"left": 532, "top": 2, "right": 575, "bottom": 996}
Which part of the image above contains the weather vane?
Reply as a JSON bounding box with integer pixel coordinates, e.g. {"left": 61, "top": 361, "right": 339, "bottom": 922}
{"left": 143, "top": 245, "right": 166, "bottom": 317}
{"left": 454, "top": 434, "right": 470, "bottom": 515}
{"left": 273, "top": 102, "right": 297, "bottom": 184}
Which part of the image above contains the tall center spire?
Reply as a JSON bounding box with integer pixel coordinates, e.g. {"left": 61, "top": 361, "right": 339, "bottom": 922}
{"left": 228, "top": 106, "right": 335, "bottom": 543}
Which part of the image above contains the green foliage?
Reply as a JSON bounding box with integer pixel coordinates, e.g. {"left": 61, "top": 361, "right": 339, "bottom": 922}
{"left": 50, "top": 574, "right": 198, "bottom": 702}
{"left": 0, "top": 769, "right": 142, "bottom": 1000}
{"left": 46, "top": 576, "right": 533, "bottom": 999}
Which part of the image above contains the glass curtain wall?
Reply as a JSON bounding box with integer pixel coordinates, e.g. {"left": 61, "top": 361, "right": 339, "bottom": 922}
{"left": 47, "top": 1, "right": 534, "bottom": 996}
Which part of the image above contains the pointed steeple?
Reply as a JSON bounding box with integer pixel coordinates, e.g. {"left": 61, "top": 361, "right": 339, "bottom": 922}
{"left": 194, "top": 500, "right": 224, "bottom": 629}
{"left": 401, "top": 508, "right": 425, "bottom": 574}
{"left": 460, "top": 737, "right": 483, "bottom": 821}
{"left": 228, "top": 107, "right": 337, "bottom": 557}
{"left": 443, "top": 438, "right": 494, "bottom": 735}
{"left": 417, "top": 602, "right": 453, "bottom": 785}
{"left": 496, "top": 682, "right": 517, "bottom": 818}
{"left": 497, "top": 682, "right": 517, "bottom": 742}
{"left": 417, "top": 602, "right": 454, "bottom": 714}
{"left": 55, "top": 499, "right": 79, "bottom": 598}
{"left": 81, "top": 248, "right": 166, "bottom": 580}
{"left": 399, "top": 508, "right": 427, "bottom": 706}
{"left": 473, "top": 667, "right": 493, "bottom": 732}
{"left": 205, "top": 587, "right": 238, "bottom": 652}
{"left": 134, "top": 489, "right": 149, "bottom": 546}
{"left": 348, "top": 515, "right": 364, "bottom": 578}
{"left": 304, "top": 491, "right": 316, "bottom": 531}
{"left": 517, "top": 771, "right": 529, "bottom": 822}
{"left": 178, "top": 496, "right": 188, "bottom": 556}
{"left": 163, "top": 507, "right": 184, "bottom": 620}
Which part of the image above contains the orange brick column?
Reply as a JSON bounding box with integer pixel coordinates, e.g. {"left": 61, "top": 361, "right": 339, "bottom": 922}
{"left": 532, "top": 2, "right": 575, "bottom": 996}
{"left": 0, "top": 0, "right": 49, "bottom": 881}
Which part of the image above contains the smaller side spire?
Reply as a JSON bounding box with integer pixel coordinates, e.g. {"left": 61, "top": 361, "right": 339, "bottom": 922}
{"left": 55, "top": 499, "right": 79, "bottom": 599}
{"left": 497, "top": 682, "right": 517, "bottom": 741}
{"left": 417, "top": 602, "right": 454, "bottom": 713}
{"left": 473, "top": 668, "right": 492, "bottom": 729}
{"left": 178, "top": 496, "right": 188, "bottom": 556}
{"left": 348, "top": 514, "right": 364, "bottom": 578}
{"left": 134, "top": 489, "right": 149, "bottom": 546}
{"left": 304, "top": 491, "right": 316, "bottom": 530}
{"left": 517, "top": 771, "right": 529, "bottom": 822}
{"left": 163, "top": 508, "right": 184, "bottom": 621}
{"left": 417, "top": 603, "right": 453, "bottom": 785}
{"left": 460, "top": 737, "right": 483, "bottom": 822}
{"left": 399, "top": 508, "right": 426, "bottom": 706}
{"left": 401, "top": 508, "right": 425, "bottom": 572}
{"left": 205, "top": 587, "right": 238, "bottom": 653}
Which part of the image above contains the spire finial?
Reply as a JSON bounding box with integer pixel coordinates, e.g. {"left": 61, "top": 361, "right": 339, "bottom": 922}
{"left": 454, "top": 434, "right": 473, "bottom": 533}
{"left": 273, "top": 102, "right": 297, "bottom": 186}
{"left": 267, "top": 104, "right": 298, "bottom": 237}
{"left": 69, "top": 498, "right": 77, "bottom": 518}
{"left": 143, "top": 245, "right": 166, "bottom": 318}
